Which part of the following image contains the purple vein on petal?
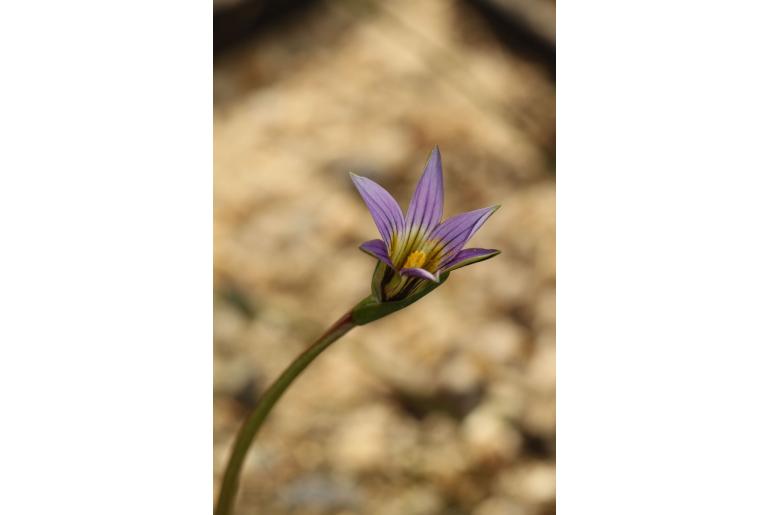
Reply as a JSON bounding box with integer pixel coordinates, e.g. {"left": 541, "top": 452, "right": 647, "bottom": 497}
{"left": 350, "top": 173, "right": 405, "bottom": 251}
{"left": 429, "top": 205, "right": 500, "bottom": 266}
{"left": 439, "top": 248, "right": 500, "bottom": 274}
{"left": 405, "top": 146, "right": 444, "bottom": 236}
{"left": 359, "top": 239, "right": 395, "bottom": 268}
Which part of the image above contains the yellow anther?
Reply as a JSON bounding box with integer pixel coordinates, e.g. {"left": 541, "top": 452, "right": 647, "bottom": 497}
{"left": 404, "top": 250, "right": 427, "bottom": 269}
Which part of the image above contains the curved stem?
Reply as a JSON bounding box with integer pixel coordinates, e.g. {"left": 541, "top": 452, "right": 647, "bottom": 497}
{"left": 214, "top": 311, "right": 356, "bottom": 515}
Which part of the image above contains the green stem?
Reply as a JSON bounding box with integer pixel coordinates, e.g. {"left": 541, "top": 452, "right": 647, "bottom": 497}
{"left": 214, "top": 310, "right": 356, "bottom": 515}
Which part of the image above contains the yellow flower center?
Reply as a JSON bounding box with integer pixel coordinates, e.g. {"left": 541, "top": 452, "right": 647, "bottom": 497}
{"left": 404, "top": 250, "right": 427, "bottom": 269}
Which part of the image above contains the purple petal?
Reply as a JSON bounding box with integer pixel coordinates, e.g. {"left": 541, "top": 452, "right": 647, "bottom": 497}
{"left": 439, "top": 248, "right": 500, "bottom": 274}
{"left": 350, "top": 173, "right": 405, "bottom": 250}
{"left": 400, "top": 267, "right": 440, "bottom": 283}
{"left": 359, "top": 239, "right": 394, "bottom": 268}
{"left": 405, "top": 147, "right": 444, "bottom": 235}
{"left": 429, "top": 205, "right": 500, "bottom": 266}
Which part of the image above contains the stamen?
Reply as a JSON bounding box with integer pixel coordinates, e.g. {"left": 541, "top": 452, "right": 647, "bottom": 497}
{"left": 404, "top": 250, "right": 427, "bottom": 269}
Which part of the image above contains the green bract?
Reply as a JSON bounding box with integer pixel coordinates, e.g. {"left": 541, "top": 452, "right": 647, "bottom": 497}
{"left": 351, "top": 261, "right": 449, "bottom": 325}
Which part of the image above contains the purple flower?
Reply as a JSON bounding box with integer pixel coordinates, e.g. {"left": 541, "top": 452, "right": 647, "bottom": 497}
{"left": 351, "top": 147, "right": 500, "bottom": 301}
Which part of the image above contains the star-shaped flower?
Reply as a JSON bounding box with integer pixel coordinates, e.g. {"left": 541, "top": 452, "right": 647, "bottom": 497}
{"left": 351, "top": 146, "right": 500, "bottom": 302}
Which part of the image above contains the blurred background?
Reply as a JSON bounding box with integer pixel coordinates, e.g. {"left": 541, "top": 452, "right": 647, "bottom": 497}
{"left": 214, "top": 0, "right": 555, "bottom": 513}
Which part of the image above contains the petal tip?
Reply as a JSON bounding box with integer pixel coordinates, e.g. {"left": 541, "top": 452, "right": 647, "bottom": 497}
{"left": 359, "top": 239, "right": 395, "bottom": 268}
{"left": 429, "top": 146, "right": 442, "bottom": 166}
{"left": 400, "top": 267, "right": 440, "bottom": 283}
{"left": 438, "top": 247, "right": 501, "bottom": 274}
